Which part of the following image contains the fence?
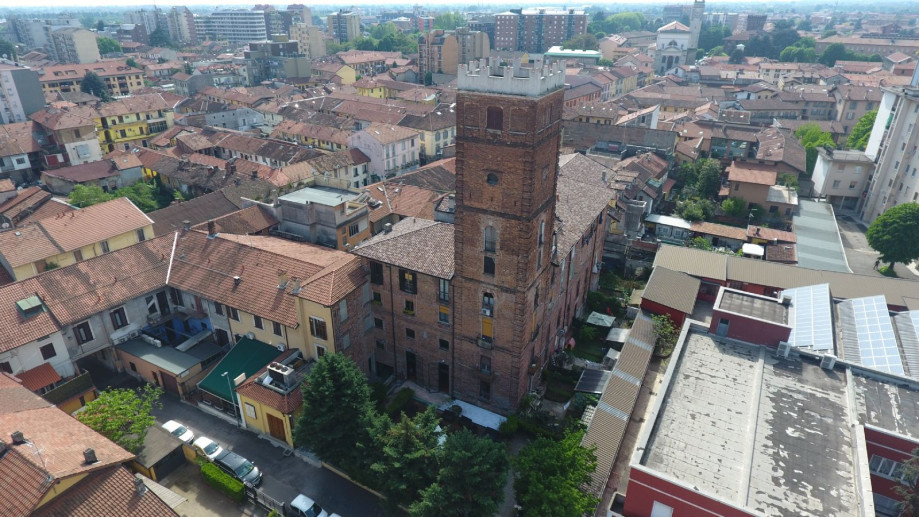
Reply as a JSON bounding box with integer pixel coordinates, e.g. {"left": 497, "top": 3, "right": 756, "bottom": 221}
{"left": 246, "top": 485, "right": 287, "bottom": 516}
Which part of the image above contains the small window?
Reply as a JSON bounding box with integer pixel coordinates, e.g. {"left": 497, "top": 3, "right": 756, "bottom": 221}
{"left": 406, "top": 327, "right": 415, "bottom": 339}
{"left": 244, "top": 402, "right": 256, "bottom": 419}
{"left": 479, "top": 380, "right": 491, "bottom": 400}
{"left": 75, "top": 321, "right": 94, "bottom": 345}
{"left": 438, "top": 278, "right": 450, "bottom": 302}
{"left": 100, "top": 240, "right": 110, "bottom": 253}
{"left": 484, "top": 257, "right": 495, "bottom": 276}
{"left": 40, "top": 343, "right": 56, "bottom": 360}
{"left": 486, "top": 106, "right": 503, "bottom": 131}
{"left": 484, "top": 226, "right": 497, "bottom": 252}
{"left": 316, "top": 345, "right": 327, "bottom": 358}
{"left": 340, "top": 299, "right": 348, "bottom": 321}
{"left": 0, "top": 362, "right": 11, "bottom": 374}
{"left": 376, "top": 339, "right": 386, "bottom": 350}
{"left": 439, "top": 339, "right": 449, "bottom": 351}
{"left": 399, "top": 269, "right": 417, "bottom": 294}
{"left": 370, "top": 261, "right": 384, "bottom": 285}
{"left": 136, "top": 229, "right": 146, "bottom": 242}
{"left": 483, "top": 293, "right": 495, "bottom": 309}
{"left": 309, "top": 317, "right": 328, "bottom": 340}
{"left": 348, "top": 223, "right": 360, "bottom": 237}
{"left": 272, "top": 321, "right": 283, "bottom": 336}
{"left": 372, "top": 291, "right": 382, "bottom": 304}
{"left": 214, "top": 302, "right": 224, "bottom": 315}
{"left": 439, "top": 305, "right": 450, "bottom": 324}
{"left": 228, "top": 307, "right": 240, "bottom": 321}
{"left": 110, "top": 307, "right": 128, "bottom": 329}
{"left": 480, "top": 355, "right": 491, "bottom": 373}
{"left": 169, "top": 287, "right": 183, "bottom": 307}
{"left": 341, "top": 334, "right": 351, "bottom": 350}
{"left": 253, "top": 315, "right": 263, "bottom": 329}
{"left": 404, "top": 300, "right": 415, "bottom": 314}
{"left": 486, "top": 172, "right": 499, "bottom": 186}
{"left": 129, "top": 362, "right": 137, "bottom": 372}
{"left": 374, "top": 317, "right": 384, "bottom": 329}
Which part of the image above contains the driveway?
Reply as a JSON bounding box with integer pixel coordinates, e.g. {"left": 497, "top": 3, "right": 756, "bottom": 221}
{"left": 836, "top": 215, "right": 919, "bottom": 279}
{"left": 152, "top": 393, "right": 386, "bottom": 517}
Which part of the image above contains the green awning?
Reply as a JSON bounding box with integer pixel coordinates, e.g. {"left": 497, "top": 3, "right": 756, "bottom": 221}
{"left": 197, "top": 337, "right": 281, "bottom": 403}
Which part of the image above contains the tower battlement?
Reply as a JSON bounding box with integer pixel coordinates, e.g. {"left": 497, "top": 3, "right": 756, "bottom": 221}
{"left": 457, "top": 58, "right": 565, "bottom": 97}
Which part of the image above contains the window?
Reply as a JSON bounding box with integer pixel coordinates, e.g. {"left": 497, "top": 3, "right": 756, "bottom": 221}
{"left": 399, "top": 269, "right": 417, "bottom": 294}
{"left": 272, "top": 321, "right": 283, "bottom": 336}
{"left": 404, "top": 300, "right": 415, "bottom": 314}
{"left": 650, "top": 501, "right": 674, "bottom": 517}
{"left": 439, "top": 339, "right": 449, "bottom": 351}
{"left": 372, "top": 291, "right": 382, "bottom": 304}
{"left": 850, "top": 181, "right": 857, "bottom": 189}
{"left": 244, "top": 402, "right": 256, "bottom": 419}
{"left": 316, "top": 345, "right": 327, "bottom": 358}
{"left": 110, "top": 307, "right": 128, "bottom": 329}
{"left": 129, "top": 362, "right": 137, "bottom": 372}
{"left": 214, "top": 302, "right": 224, "bottom": 315}
{"left": 832, "top": 180, "right": 841, "bottom": 188}
{"left": 253, "top": 315, "right": 263, "bottom": 329}
{"left": 0, "top": 362, "right": 11, "bottom": 374}
{"left": 227, "top": 307, "right": 240, "bottom": 321}
{"left": 484, "top": 257, "right": 495, "bottom": 276}
{"left": 486, "top": 172, "right": 499, "bottom": 186}
{"left": 348, "top": 223, "right": 360, "bottom": 237}
{"left": 75, "top": 321, "right": 94, "bottom": 344}
{"left": 484, "top": 226, "right": 497, "bottom": 252}
{"left": 479, "top": 380, "right": 491, "bottom": 400}
{"left": 406, "top": 327, "right": 415, "bottom": 339}
{"left": 340, "top": 299, "right": 348, "bottom": 321}
{"left": 309, "top": 316, "right": 328, "bottom": 340}
{"left": 438, "top": 278, "right": 449, "bottom": 302}
{"left": 869, "top": 454, "right": 917, "bottom": 485}
{"left": 486, "top": 106, "right": 503, "bottom": 130}
{"left": 734, "top": 183, "right": 739, "bottom": 191}
{"left": 370, "top": 261, "right": 384, "bottom": 285}
{"left": 481, "top": 317, "right": 494, "bottom": 341}
{"left": 439, "top": 305, "right": 450, "bottom": 324}
{"left": 374, "top": 317, "right": 384, "bottom": 329}
{"left": 169, "top": 287, "right": 183, "bottom": 306}
{"left": 100, "top": 240, "right": 110, "bottom": 253}
{"left": 341, "top": 334, "right": 351, "bottom": 350}
{"left": 480, "top": 355, "right": 491, "bottom": 373}
{"left": 136, "top": 229, "right": 146, "bottom": 241}
{"left": 40, "top": 343, "right": 56, "bottom": 360}
{"left": 769, "top": 205, "right": 778, "bottom": 214}
{"left": 376, "top": 339, "right": 386, "bottom": 350}
{"left": 483, "top": 292, "right": 495, "bottom": 310}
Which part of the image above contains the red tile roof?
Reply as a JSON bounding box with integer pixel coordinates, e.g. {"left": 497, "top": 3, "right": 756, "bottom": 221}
{"left": 190, "top": 206, "right": 277, "bottom": 235}
{"left": 0, "top": 444, "right": 51, "bottom": 516}
{"left": 42, "top": 160, "right": 118, "bottom": 183}
{"left": 14, "top": 362, "right": 62, "bottom": 392}
{"left": 32, "top": 466, "right": 178, "bottom": 517}
{"left": 236, "top": 350, "right": 303, "bottom": 414}
{"left": 727, "top": 162, "right": 777, "bottom": 186}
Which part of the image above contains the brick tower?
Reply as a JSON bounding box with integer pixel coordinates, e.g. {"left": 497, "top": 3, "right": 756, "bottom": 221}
{"left": 452, "top": 59, "right": 565, "bottom": 412}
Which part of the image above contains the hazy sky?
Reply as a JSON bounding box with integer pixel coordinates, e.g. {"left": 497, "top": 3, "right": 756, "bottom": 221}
{"left": 2, "top": 0, "right": 852, "bottom": 8}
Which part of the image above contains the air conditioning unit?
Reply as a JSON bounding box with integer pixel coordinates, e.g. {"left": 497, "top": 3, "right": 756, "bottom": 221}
{"left": 245, "top": 332, "right": 255, "bottom": 340}
{"left": 481, "top": 308, "right": 493, "bottom": 317}
{"left": 820, "top": 353, "right": 837, "bottom": 370}
{"left": 276, "top": 342, "right": 286, "bottom": 352}
{"left": 776, "top": 341, "right": 793, "bottom": 359}
{"left": 128, "top": 330, "right": 140, "bottom": 339}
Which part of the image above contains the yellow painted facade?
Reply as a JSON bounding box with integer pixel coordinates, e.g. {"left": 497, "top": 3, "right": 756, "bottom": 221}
{"left": 40, "top": 72, "right": 145, "bottom": 97}
{"left": 225, "top": 308, "right": 307, "bottom": 356}
{"left": 57, "top": 388, "right": 97, "bottom": 414}
{"left": 417, "top": 126, "right": 456, "bottom": 160}
{"left": 336, "top": 65, "right": 357, "bottom": 85}
{"left": 34, "top": 472, "right": 89, "bottom": 509}
{"left": 355, "top": 84, "right": 387, "bottom": 99}
{"left": 296, "top": 300, "right": 337, "bottom": 359}
{"left": 237, "top": 393, "right": 301, "bottom": 447}
{"left": 96, "top": 110, "right": 175, "bottom": 153}
{"left": 14, "top": 224, "right": 154, "bottom": 281}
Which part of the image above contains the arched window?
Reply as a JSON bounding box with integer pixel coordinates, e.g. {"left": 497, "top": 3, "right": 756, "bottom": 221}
{"left": 486, "top": 106, "right": 503, "bottom": 131}
{"left": 484, "top": 226, "right": 497, "bottom": 252}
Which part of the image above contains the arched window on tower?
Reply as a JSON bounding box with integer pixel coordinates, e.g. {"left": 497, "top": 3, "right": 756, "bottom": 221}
{"left": 486, "top": 106, "right": 503, "bottom": 131}
{"left": 484, "top": 226, "right": 497, "bottom": 252}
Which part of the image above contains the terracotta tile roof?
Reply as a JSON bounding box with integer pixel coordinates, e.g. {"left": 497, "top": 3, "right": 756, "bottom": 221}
{"left": 42, "top": 160, "right": 118, "bottom": 183}
{"left": 397, "top": 105, "right": 456, "bottom": 132}
{"left": 353, "top": 218, "right": 454, "bottom": 279}
{"left": 38, "top": 61, "right": 142, "bottom": 82}
{"left": 359, "top": 123, "right": 420, "bottom": 145}
{"left": 0, "top": 187, "right": 53, "bottom": 223}
{"left": 366, "top": 183, "right": 446, "bottom": 223}
{"left": 271, "top": 119, "right": 353, "bottom": 146}
{"left": 236, "top": 351, "right": 303, "bottom": 414}
{"left": 727, "top": 162, "right": 777, "bottom": 186}
{"left": 0, "top": 444, "right": 50, "bottom": 516}
{"left": 691, "top": 221, "right": 748, "bottom": 241}
{"left": 98, "top": 94, "right": 171, "bottom": 117}
{"left": 0, "top": 121, "right": 41, "bottom": 157}
{"left": 755, "top": 127, "right": 806, "bottom": 174}
{"left": 337, "top": 50, "right": 402, "bottom": 65}
{"left": 0, "top": 179, "right": 13, "bottom": 192}
{"left": 17, "top": 199, "right": 76, "bottom": 227}
{"left": 14, "top": 362, "right": 62, "bottom": 392}
{"left": 30, "top": 105, "right": 99, "bottom": 131}
{"left": 765, "top": 243, "right": 797, "bottom": 264}
{"left": 0, "top": 378, "right": 134, "bottom": 480}
{"left": 190, "top": 205, "right": 277, "bottom": 235}
{"left": 175, "top": 132, "right": 216, "bottom": 152}
{"left": 0, "top": 197, "right": 153, "bottom": 268}
{"left": 32, "top": 466, "right": 178, "bottom": 517}
{"left": 747, "top": 225, "right": 796, "bottom": 243}
{"left": 105, "top": 150, "right": 143, "bottom": 170}
{"left": 556, "top": 154, "right": 614, "bottom": 255}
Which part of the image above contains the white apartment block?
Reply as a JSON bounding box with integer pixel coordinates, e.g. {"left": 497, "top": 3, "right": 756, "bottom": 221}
{"left": 812, "top": 148, "right": 874, "bottom": 211}
{"left": 198, "top": 10, "right": 267, "bottom": 44}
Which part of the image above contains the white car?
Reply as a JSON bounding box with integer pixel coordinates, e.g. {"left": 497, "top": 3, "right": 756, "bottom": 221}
{"left": 192, "top": 435, "right": 224, "bottom": 460}
{"left": 162, "top": 420, "right": 195, "bottom": 444}
{"left": 290, "top": 494, "right": 329, "bottom": 517}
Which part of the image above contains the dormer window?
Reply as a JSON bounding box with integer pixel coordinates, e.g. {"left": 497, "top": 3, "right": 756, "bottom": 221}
{"left": 16, "top": 296, "right": 44, "bottom": 318}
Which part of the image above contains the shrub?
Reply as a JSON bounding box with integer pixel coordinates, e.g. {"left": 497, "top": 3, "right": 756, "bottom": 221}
{"left": 498, "top": 414, "right": 519, "bottom": 438}
{"left": 386, "top": 388, "right": 415, "bottom": 418}
{"left": 369, "top": 381, "right": 388, "bottom": 411}
{"left": 200, "top": 462, "right": 245, "bottom": 502}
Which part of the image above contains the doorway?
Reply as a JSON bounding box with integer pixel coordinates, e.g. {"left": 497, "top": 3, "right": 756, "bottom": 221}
{"left": 266, "top": 414, "right": 287, "bottom": 442}
{"left": 716, "top": 318, "right": 730, "bottom": 337}
{"left": 438, "top": 363, "right": 449, "bottom": 393}
{"left": 405, "top": 351, "right": 417, "bottom": 382}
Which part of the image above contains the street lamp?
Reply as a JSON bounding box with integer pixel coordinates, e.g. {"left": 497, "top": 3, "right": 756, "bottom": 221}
{"left": 222, "top": 371, "right": 238, "bottom": 427}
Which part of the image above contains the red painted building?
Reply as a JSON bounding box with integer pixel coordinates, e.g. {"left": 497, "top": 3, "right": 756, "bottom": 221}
{"left": 708, "top": 287, "right": 791, "bottom": 347}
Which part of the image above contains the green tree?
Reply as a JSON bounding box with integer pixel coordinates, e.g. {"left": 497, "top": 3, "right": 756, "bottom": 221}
{"left": 372, "top": 407, "right": 443, "bottom": 509}
{"left": 652, "top": 313, "right": 679, "bottom": 355}
{"left": 778, "top": 173, "right": 799, "bottom": 191}
{"left": 75, "top": 385, "right": 163, "bottom": 453}
{"left": 847, "top": 110, "right": 876, "bottom": 151}
{"left": 370, "top": 22, "right": 399, "bottom": 40}
{"left": 688, "top": 236, "right": 713, "bottom": 251}
{"left": 434, "top": 12, "right": 464, "bottom": 31}
{"left": 893, "top": 448, "right": 919, "bottom": 517}
{"left": 113, "top": 181, "right": 160, "bottom": 212}
{"left": 80, "top": 71, "right": 110, "bottom": 100}
{"left": 721, "top": 197, "right": 747, "bottom": 218}
{"left": 0, "top": 38, "right": 17, "bottom": 61}
{"left": 149, "top": 27, "right": 172, "bottom": 48}
{"left": 184, "top": 62, "right": 193, "bottom": 75}
{"left": 818, "top": 42, "right": 850, "bottom": 66}
{"left": 562, "top": 33, "right": 598, "bottom": 51}
{"left": 293, "top": 354, "right": 381, "bottom": 470}
{"left": 694, "top": 158, "right": 723, "bottom": 198}
{"left": 96, "top": 19, "right": 106, "bottom": 32}
{"left": 97, "top": 36, "right": 121, "bottom": 55}
{"left": 698, "top": 24, "right": 732, "bottom": 52}
{"left": 729, "top": 47, "right": 745, "bottom": 64}
{"left": 675, "top": 198, "right": 716, "bottom": 222}
{"left": 514, "top": 429, "right": 599, "bottom": 517}
{"left": 409, "top": 429, "right": 509, "bottom": 517}
{"left": 126, "top": 57, "right": 138, "bottom": 68}
{"left": 866, "top": 204, "right": 919, "bottom": 269}
{"left": 794, "top": 124, "right": 835, "bottom": 175}
{"left": 69, "top": 184, "right": 113, "bottom": 207}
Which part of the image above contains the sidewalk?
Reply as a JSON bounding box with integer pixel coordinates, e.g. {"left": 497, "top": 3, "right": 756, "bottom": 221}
{"left": 161, "top": 463, "right": 267, "bottom": 517}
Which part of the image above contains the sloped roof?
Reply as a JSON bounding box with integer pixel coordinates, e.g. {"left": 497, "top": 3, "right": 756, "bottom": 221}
{"left": 556, "top": 154, "right": 615, "bottom": 255}
{"left": 0, "top": 444, "right": 50, "bottom": 516}
{"left": 42, "top": 160, "right": 118, "bottom": 183}
{"left": 353, "top": 218, "right": 455, "bottom": 279}
{"left": 14, "top": 362, "right": 62, "bottom": 392}
{"left": 641, "top": 266, "right": 701, "bottom": 314}
{"left": 32, "top": 466, "right": 177, "bottom": 517}
{"left": 147, "top": 190, "right": 239, "bottom": 235}
{"left": 197, "top": 337, "right": 282, "bottom": 403}
{"left": 727, "top": 162, "right": 777, "bottom": 186}
{"left": 658, "top": 21, "right": 690, "bottom": 32}
{"left": 0, "top": 121, "right": 41, "bottom": 157}
{"left": 190, "top": 205, "right": 277, "bottom": 235}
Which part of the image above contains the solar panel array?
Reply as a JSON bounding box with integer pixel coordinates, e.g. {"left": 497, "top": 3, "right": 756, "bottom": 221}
{"left": 843, "top": 296, "right": 905, "bottom": 376}
{"left": 782, "top": 284, "right": 834, "bottom": 351}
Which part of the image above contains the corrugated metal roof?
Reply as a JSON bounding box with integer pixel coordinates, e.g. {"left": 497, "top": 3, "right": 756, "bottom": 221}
{"left": 642, "top": 267, "right": 701, "bottom": 314}
{"left": 653, "top": 245, "right": 727, "bottom": 281}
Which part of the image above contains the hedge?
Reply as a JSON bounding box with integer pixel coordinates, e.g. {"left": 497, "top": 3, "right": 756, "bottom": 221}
{"left": 200, "top": 462, "right": 245, "bottom": 502}
{"left": 385, "top": 387, "right": 415, "bottom": 418}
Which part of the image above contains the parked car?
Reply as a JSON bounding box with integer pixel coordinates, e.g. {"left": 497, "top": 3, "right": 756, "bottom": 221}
{"left": 290, "top": 494, "right": 329, "bottom": 517}
{"left": 161, "top": 420, "right": 194, "bottom": 444}
{"left": 192, "top": 436, "right": 224, "bottom": 460}
{"left": 214, "top": 451, "right": 262, "bottom": 487}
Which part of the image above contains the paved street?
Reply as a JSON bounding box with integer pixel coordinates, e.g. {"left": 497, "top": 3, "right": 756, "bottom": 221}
{"left": 152, "top": 393, "right": 386, "bottom": 517}
{"left": 836, "top": 214, "right": 918, "bottom": 280}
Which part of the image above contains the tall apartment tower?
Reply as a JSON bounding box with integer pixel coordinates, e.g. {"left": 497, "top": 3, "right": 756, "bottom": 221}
{"left": 687, "top": 0, "right": 705, "bottom": 65}
{"left": 452, "top": 59, "right": 565, "bottom": 411}
{"left": 328, "top": 11, "right": 361, "bottom": 44}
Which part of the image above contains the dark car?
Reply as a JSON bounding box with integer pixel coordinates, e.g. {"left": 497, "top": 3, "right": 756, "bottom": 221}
{"left": 214, "top": 451, "right": 262, "bottom": 487}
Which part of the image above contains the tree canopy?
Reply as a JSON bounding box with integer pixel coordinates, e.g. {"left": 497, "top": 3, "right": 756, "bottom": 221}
{"left": 372, "top": 407, "right": 443, "bottom": 509}
{"left": 75, "top": 385, "right": 163, "bottom": 453}
{"left": 847, "top": 110, "right": 877, "bottom": 151}
{"left": 149, "top": 27, "right": 172, "bottom": 48}
{"left": 0, "top": 38, "right": 17, "bottom": 61}
{"left": 514, "top": 429, "right": 599, "bottom": 517}
{"left": 434, "top": 12, "right": 464, "bottom": 31}
{"left": 721, "top": 197, "right": 748, "bottom": 218}
{"left": 96, "top": 37, "right": 122, "bottom": 55}
{"left": 866, "top": 204, "right": 919, "bottom": 267}
{"left": 698, "top": 24, "right": 732, "bottom": 52}
{"left": 675, "top": 198, "right": 716, "bottom": 222}
{"left": 893, "top": 448, "right": 919, "bottom": 517}
{"left": 817, "top": 42, "right": 882, "bottom": 66}
{"left": 80, "top": 71, "right": 110, "bottom": 100}
{"left": 562, "top": 33, "right": 598, "bottom": 51}
{"left": 588, "top": 12, "right": 647, "bottom": 36}
{"left": 779, "top": 37, "right": 817, "bottom": 63}
{"left": 68, "top": 181, "right": 178, "bottom": 212}
{"left": 794, "top": 124, "right": 835, "bottom": 175}
{"left": 409, "top": 429, "right": 509, "bottom": 517}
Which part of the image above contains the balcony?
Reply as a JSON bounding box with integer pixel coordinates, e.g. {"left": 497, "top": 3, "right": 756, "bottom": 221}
{"left": 478, "top": 336, "right": 494, "bottom": 349}
{"left": 68, "top": 339, "right": 112, "bottom": 360}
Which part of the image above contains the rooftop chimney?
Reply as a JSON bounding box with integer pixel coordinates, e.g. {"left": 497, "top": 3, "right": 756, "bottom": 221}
{"left": 134, "top": 475, "right": 147, "bottom": 495}
{"left": 83, "top": 448, "right": 97, "bottom": 464}
{"left": 207, "top": 219, "right": 217, "bottom": 237}
{"left": 182, "top": 220, "right": 191, "bottom": 231}
{"left": 11, "top": 431, "right": 24, "bottom": 444}
{"left": 233, "top": 276, "right": 241, "bottom": 287}
{"left": 0, "top": 440, "right": 7, "bottom": 454}
{"left": 383, "top": 223, "right": 393, "bottom": 233}
{"left": 290, "top": 277, "right": 301, "bottom": 294}
{"left": 251, "top": 169, "right": 258, "bottom": 179}
{"left": 278, "top": 270, "right": 289, "bottom": 289}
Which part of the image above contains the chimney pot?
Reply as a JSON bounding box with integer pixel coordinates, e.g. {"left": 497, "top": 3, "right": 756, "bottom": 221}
{"left": 383, "top": 223, "right": 393, "bottom": 233}
{"left": 207, "top": 219, "right": 216, "bottom": 237}
{"left": 182, "top": 220, "right": 191, "bottom": 231}
{"left": 83, "top": 447, "right": 97, "bottom": 464}
{"left": 134, "top": 475, "right": 147, "bottom": 495}
{"left": 11, "top": 431, "right": 24, "bottom": 444}
{"left": 233, "top": 276, "right": 241, "bottom": 286}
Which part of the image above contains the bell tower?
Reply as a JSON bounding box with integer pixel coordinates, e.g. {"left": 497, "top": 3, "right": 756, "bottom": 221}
{"left": 452, "top": 59, "right": 565, "bottom": 411}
